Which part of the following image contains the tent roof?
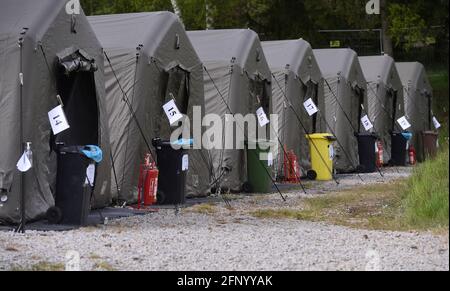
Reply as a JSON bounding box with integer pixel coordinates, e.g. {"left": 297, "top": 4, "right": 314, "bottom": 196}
{"left": 89, "top": 12, "right": 187, "bottom": 57}
{"left": 313, "top": 48, "right": 367, "bottom": 88}
{"left": 359, "top": 55, "right": 403, "bottom": 91}
{"left": 262, "top": 39, "right": 322, "bottom": 84}
{"left": 187, "top": 29, "right": 259, "bottom": 64}
{"left": 0, "top": 0, "right": 66, "bottom": 41}
{"left": 396, "top": 62, "right": 432, "bottom": 93}
{"left": 187, "top": 29, "right": 271, "bottom": 79}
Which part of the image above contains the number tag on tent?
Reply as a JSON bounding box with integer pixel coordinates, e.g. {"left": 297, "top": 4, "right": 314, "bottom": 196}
{"left": 303, "top": 98, "right": 319, "bottom": 116}
{"left": 329, "top": 145, "right": 335, "bottom": 160}
{"left": 361, "top": 115, "right": 374, "bottom": 131}
{"left": 256, "top": 107, "right": 270, "bottom": 127}
{"left": 163, "top": 99, "right": 183, "bottom": 126}
{"left": 182, "top": 154, "right": 189, "bottom": 171}
{"left": 48, "top": 105, "right": 70, "bottom": 135}
{"left": 433, "top": 117, "right": 441, "bottom": 129}
{"left": 397, "top": 116, "right": 412, "bottom": 130}
{"left": 267, "top": 152, "right": 274, "bottom": 167}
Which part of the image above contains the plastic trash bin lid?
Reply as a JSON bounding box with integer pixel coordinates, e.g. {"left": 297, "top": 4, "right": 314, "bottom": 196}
{"left": 356, "top": 132, "right": 379, "bottom": 139}
{"left": 422, "top": 131, "right": 439, "bottom": 136}
{"left": 246, "top": 139, "right": 277, "bottom": 149}
{"left": 306, "top": 133, "right": 337, "bottom": 141}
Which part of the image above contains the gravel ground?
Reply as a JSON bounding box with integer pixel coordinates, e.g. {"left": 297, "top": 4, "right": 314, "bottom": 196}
{"left": 0, "top": 167, "right": 448, "bottom": 271}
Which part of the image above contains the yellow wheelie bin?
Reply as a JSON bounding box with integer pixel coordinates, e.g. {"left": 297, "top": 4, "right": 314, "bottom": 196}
{"left": 306, "top": 134, "right": 337, "bottom": 181}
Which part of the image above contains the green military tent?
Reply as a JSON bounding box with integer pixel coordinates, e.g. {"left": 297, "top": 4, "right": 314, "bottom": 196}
{"left": 396, "top": 62, "right": 436, "bottom": 162}
{"left": 89, "top": 12, "right": 209, "bottom": 202}
{"left": 187, "top": 29, "right": 273, "bottom": 192}
{"left": 262, "top": 39, "right": 326, "bottom": 177}
{"left": 0, "top": 0, "right": 111, "bottom": 224}
{"left": 359, "top": 55, "right": 406, "bottom": 164}
{"left": 314, "top": 49, "right": 369, "bottom": 173}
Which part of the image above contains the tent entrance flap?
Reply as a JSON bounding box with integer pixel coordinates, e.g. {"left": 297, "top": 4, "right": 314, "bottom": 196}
{"left": 387, "top": 89, "right": 397, "bottom": 132}
{"left": 250, "top": 78, "right": 270, "bottom": 112}
{"left": 159, "top": 66, "right": 190, "bottom": 139}
{"left": 249, "top": 77, "right": 270, "bottom": 139}
{"left": 305, "top": 81, "right": 319, "bottom": 133}
{"left": 356, "top": 87, "right": 365, "bottom": 133}
{"left": 351, "top": 86, "right": 365, "bottom": 134}
{"left": 50, "top": 51, "right": 100, "bottom": 224}
{"left": 55, "top": 70, "right": 99, "bottom": 148}
{"left": 55, "top": 48, "right": 100, "bottom": 147}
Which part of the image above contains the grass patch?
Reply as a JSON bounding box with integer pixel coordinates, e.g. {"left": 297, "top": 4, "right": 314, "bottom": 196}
{"left": 252, "top": 209, "right": 317, "bottom": 221}
{"left": 187, "top": 203, "right": 218, "bottom": 215}
{"left": 402, "top": 148, "right": 449, "bottom": 229}
{"left": 11, "top": 261, "right": 65, "bottom": 272}
{"left": 93, "top": 261, "right": 116, "bottom": 271}
{"left": 251, "top": 181, "right": 408, "bottom": 231}
{"left": 251, "top": 149, "right": 449, "bottom": 234}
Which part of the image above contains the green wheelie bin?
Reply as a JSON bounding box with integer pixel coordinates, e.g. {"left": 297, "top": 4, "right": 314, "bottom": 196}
{"left": 245, "top": 140, "right": 276, "bottom": 193}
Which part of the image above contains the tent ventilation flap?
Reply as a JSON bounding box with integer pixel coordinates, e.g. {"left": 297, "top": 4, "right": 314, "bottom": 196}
{"left": 58, "top": 49, "right": 98, "bottom": 75}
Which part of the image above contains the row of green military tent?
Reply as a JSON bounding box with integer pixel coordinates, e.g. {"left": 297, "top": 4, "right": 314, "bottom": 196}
{"left": 0, "top": 1, "right": 438, "bottom": 224}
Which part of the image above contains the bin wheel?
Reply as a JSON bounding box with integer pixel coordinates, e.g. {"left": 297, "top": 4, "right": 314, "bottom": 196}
{"left": 242, "top": 182, "right": 253, "bottom": 194}
{"left": 307, "top": 170, "right": 317, "bottom": 181}
{"left": 46, "top": 207, "right": 63, "bottom": 225}
{"left": 157, "top": 191, "right": 166, "bottom": 205}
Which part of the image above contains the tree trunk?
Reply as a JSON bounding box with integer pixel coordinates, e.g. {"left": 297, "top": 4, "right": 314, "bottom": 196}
{"left": 205, "top": 0, "right": 213, "bottom": 30}
{"left": 170, "top": 0, "right": 184, "bottom": 26}
{"left": 380, "top": 0, "right": 394, "bottom": 56}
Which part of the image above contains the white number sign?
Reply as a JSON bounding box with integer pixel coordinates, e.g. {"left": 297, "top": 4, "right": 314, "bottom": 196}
{"left": 256, "top": 107, "right": 270, "bottom": 127}
{"left": 303, "top": 98, "right": 319, "bottom": 116}
{"left": 361, "top": 115, "right": 374, "bottom": 131}
{"left": 397, "top": 116, "right": 412, "bottom": 130}
{"left": 163, "top": 99, "right": 183, "bottom": 126}
{"left": 433, "top": 117, "right": 441, "bottom": 130}
{"left": 48, "top": 105, "right": 70, "bottom": 135}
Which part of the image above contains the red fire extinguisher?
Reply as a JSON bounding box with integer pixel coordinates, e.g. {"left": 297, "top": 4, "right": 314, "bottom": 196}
{"left": 409, "top": 145, "right": 417, "bottom": 166}
{"left": 376, "top": 141, "right": 384, "bottom": 168}
{"left": 137, "top": 153, "right": 159, "bottom": 208}
{"left": 283, "top": 149, "right": 301, "bottom": 184}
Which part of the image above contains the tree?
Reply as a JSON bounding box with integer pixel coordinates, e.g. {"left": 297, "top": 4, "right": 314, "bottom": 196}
{"left": 381, "top": 0, "right": 394, "bottom": 56}
{"left": 388, "top": 3, "right": 427, "bottom": 51}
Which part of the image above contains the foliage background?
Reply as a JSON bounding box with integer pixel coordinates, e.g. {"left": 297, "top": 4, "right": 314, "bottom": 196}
{"left": 81, "top": 0, "right": 449, "bottom": 123}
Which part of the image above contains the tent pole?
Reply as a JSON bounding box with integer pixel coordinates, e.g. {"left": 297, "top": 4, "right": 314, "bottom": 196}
{"left": 16, "top": 29, "right": 27, "bottom": 234}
